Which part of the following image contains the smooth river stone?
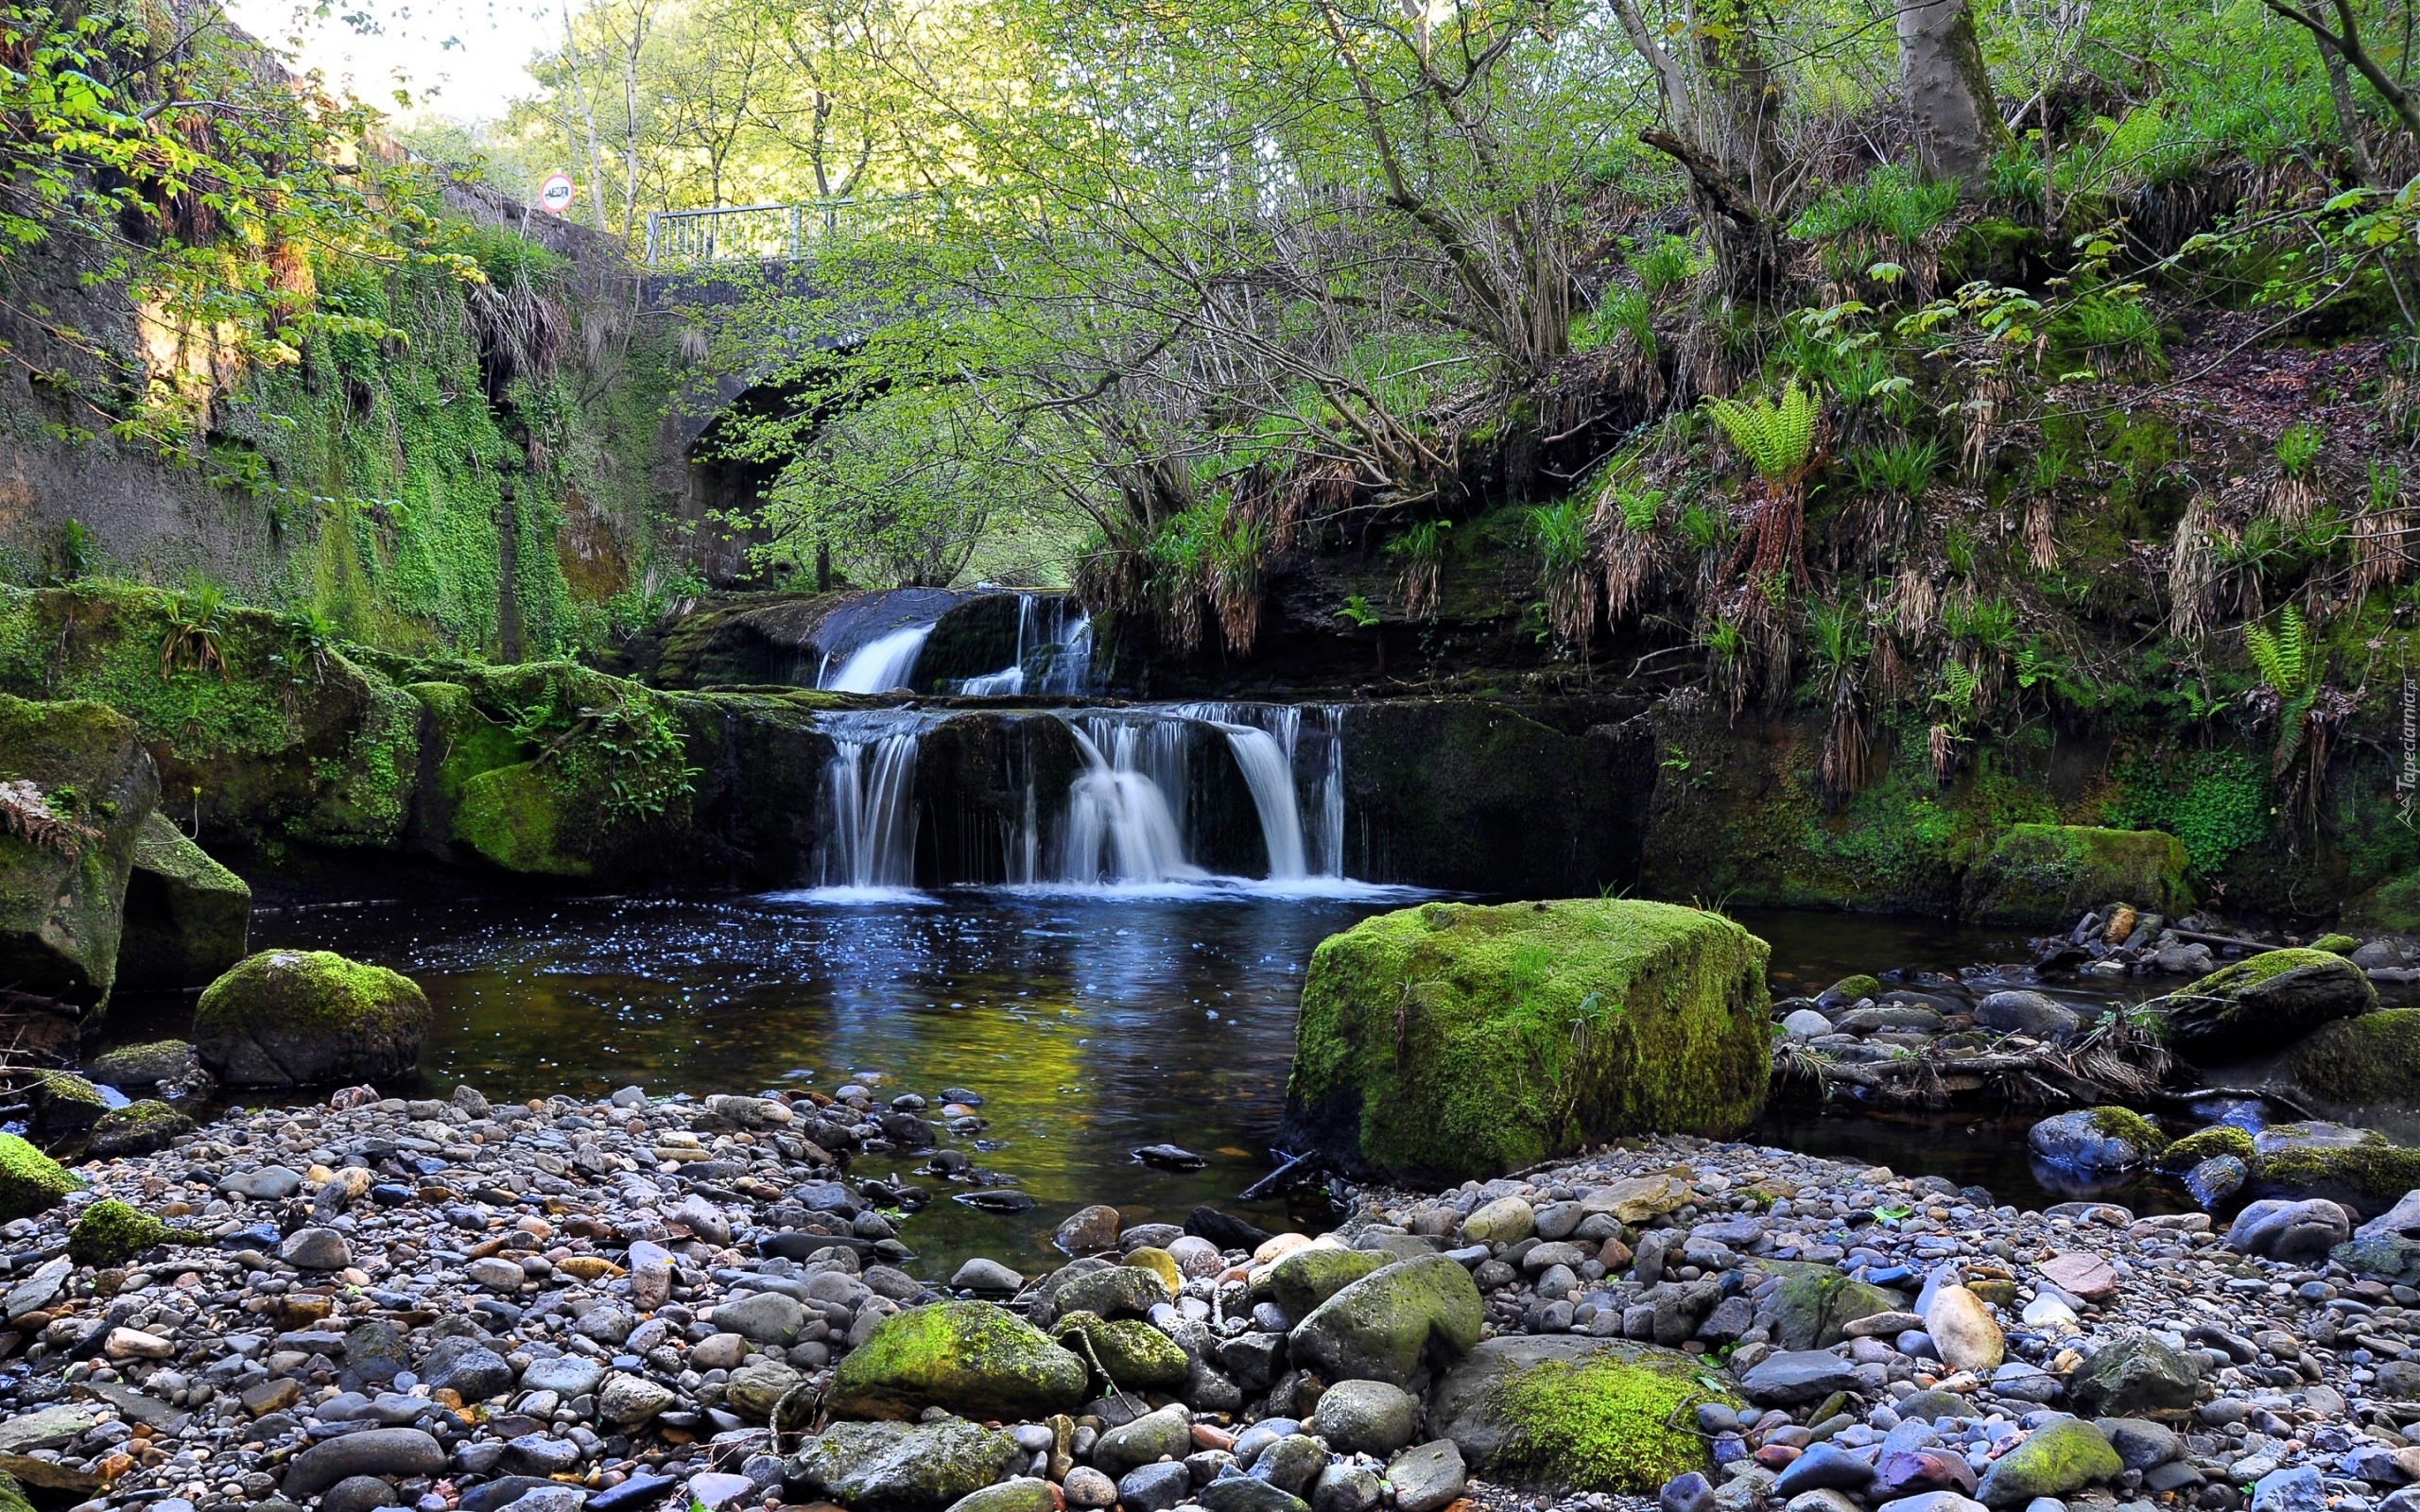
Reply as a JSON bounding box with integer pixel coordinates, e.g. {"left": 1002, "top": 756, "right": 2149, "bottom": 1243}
{"left": 1923, "top": 1285, "right": 2004, "bottom": 1374}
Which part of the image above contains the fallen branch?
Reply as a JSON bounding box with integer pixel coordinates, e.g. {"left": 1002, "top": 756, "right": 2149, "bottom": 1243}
{"left": 1238, "top": 1148, "right": 1323, "bottom": 1202}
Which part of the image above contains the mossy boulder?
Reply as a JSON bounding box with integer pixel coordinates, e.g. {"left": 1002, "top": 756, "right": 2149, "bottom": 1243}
{"left": 1976, "top": 1418, "right": 2123, "bottom": 1506}
{"left": 192, "top": 949, "right": 431, "bottom": 1087}
{"left": 0, "top": 692, "right": 159, "bottom": 1012}
{"left": 1269, "top": 1246, "right": 1391, "bottom": 1317}
{"left": 2161, "top": 949, "right": 2377, "bottom": 1060}
{"left": 1289, "top": 1253, "right": 1486, "bottom": 1388}
{"left": 2285, "top": 1008, "right": 2420, "bottom": 1113}
{"left": 1428, "top": 1336, "right": 1733, "bottom": 1492}
{"left": 1049, "top": 1311, "right": 1191, "bottom": 1389}
{"left": 2154, "top": 1125, "right": 2256, "bottom": 1174}
{"left": 87, "top": 1099, "right": 196, "bottom": 1158}
{"left": 0, "top": 586, "right": 419, "bottom": 853}
{"left": 2029, "top": 1108, "right": 2169, "bottom": 1173}
{"left": 454, "top": 762, "right": 586, "bottom": 877}
{"left": 0, "top": 1132, "right": 84, "bottom": 1219}
{"left": 1960, "top": 825, "right": 2192, "bottom": 927}
{"left": 28, "top": 1070, "right": 108, "bottom": 1134}
{"left": 2064, "top": 1333, "right": 2202, "bottom": 1418}
{"left": 1284, "top": 899, "right": 1771, "bottom": 1181}
{"left": 1761, "top": 1261, "right": 1905, "bottom": 1350}
{"left": 830, "top": 1301, "right": 1089, "bottom": 1420}
{"left": 68, "top": 1198, "right": 175, "bottom": 1267}
{"left": 2249, "top": 1125, "right": 2420, "bottom": 1216}
{"left": 115, "top": 813, "right": 250, "bottom": 990}
{"left": 83, "top": 1039, "right": 198, "bottom": 1091}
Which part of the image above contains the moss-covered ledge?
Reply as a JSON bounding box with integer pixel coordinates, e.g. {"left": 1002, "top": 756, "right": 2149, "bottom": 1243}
{"left": 1281, "top": 898, "right": 1772, "bottom": 1182}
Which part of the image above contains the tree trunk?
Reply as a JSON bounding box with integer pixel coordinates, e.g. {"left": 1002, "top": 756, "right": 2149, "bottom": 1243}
{"left": 1896, "top": 0, "right": 2009, "bottom": 191}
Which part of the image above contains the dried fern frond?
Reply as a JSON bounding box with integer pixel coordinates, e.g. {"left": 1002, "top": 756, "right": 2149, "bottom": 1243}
{"left": 0, "top": 782, "right": 92, "bottom": 856}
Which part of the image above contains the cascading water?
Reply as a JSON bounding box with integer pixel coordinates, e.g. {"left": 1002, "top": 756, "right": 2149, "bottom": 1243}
{"left": 817, "top": 711, "right": 934, "bottom": 892}
{"left": 956, "top": 596, "right": 1095, "bottom": 696}
{"left": 821, "top": 623, "right": 935, "bottom": 695}
{"left": 1060, "top": 719, "right": 1207, "bottom": 885}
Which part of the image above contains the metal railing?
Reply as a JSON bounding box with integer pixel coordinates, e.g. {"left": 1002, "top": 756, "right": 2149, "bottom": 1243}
{"left": 643, "top": 195, "right": 942, "bottom": 266}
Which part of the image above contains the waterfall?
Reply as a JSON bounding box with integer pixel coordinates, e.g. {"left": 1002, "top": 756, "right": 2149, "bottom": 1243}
{"left": 818, "top": 712, "right": 931, "bottom": 891}
{"left": 1175, "top": 704, "right": 1307, "bottom": 882}
{"left": 822, "top": 623, "right": 934, "bottom": 694}
{"left": 955, "top": 595, "right": 1096, "bottom": 696}
{"left": 1312, "top": 705, "right": 1347, "bottom": 878}
{"left": 1060, "top": 720, "right": 1207, "bottom": 885}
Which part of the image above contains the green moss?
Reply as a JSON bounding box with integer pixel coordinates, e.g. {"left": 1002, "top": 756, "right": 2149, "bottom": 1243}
{"left": 35, "top": 1071, "right": 106, "bottom": 1109}
{"left": 1288, "top": 899, "right": 1771, "bottom": 1180}
{"left": 1824, "top": 973, "right": 1881, "bottom": 1004}
{"left": 2159, "top": 1125, "right": 2256, "bottom": 1170}
{"left": 2286, "top": 1009, "right": 2420, "bottom": 1107}
{"left": 830, "top": 1301, "right": 1090, "bottom": 1420}
{"left": 1049, "top": 1310, "right": 1192, "bottom": 1389}
{"left": 2108, "top": 747, "right": 2269, "bottom": 875}
{"left": 1486, "top": 1354, "right": 1733, "bottom": 1492}
{"left": 2345, "top": 868, "right": 2420, "bottom": 934}
{"left": 68, "top": 1198, "right": 171, "bottom": 1267}
{"left": 454, "top": 762, "right": 585, "bottom": 875}
{"left": 2087, "top": 1106, "right": 2170, "bottom": 1154}
{"left": 0, "top": 1132, "right": 85, "bottom": 1219}
{"left": 411, "top": 681, "right": 527, "bottom": 802}
{"left": 2309, "top": 933, "right": 2359, "bottom": 954}
{"left": 1962, "top": 824, "right": 2193, "bottom": 924}
{"left": 2257, "top": 1141, "right": 2420, "bottom": 1209}
{"left": 0, "top": 1469, "right": 33, "bottom": 1512}
{"left": 196, "top": 949, "right": 426, "bottom": 1035}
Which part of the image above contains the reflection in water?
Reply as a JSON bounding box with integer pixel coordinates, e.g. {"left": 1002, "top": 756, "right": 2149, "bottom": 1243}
{"left": 96, "top": 896, "right": 2204, "bottom": 1272}
{"left": 106, "top": 892, "right": 1399, "bottom": 1270}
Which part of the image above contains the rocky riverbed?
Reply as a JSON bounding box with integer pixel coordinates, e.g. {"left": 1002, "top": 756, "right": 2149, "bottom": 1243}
{"left": 8, "top": 1077, "right": 2420, "bottom": 1512}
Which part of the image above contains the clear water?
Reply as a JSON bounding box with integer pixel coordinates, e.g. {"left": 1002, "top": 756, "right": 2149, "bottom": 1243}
{"left": 98, "top": 898, "right": 2187, "bottom": 1273}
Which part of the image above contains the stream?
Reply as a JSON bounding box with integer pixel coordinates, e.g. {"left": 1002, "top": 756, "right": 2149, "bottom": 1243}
{"left": 97, "top": 895, "right": 2192, "bottom": 1272}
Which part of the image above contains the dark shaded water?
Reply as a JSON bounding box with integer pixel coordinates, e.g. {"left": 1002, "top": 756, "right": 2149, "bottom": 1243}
{"left": 101, "top": 894, "right": 2187, "bottom": 1271}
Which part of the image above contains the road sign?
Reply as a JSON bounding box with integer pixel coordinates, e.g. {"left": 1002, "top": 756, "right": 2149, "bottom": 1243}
{"left": 539, "top": 173, "right": 577, "bottom": 216}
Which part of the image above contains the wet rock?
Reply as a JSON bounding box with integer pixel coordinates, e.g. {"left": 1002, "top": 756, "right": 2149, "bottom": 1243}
{"left": 283, "top": 1428, "right": 446, "bottom": 1496}
{"left": 1199, "top": 1478, "right": 1311, "bottom": 1512}
{"left": 1383, "top": 1441, "right": 1469, "bottom": 1512}
{"left": 2027, "top": 1108, "right": 2167, "bottom": 1172}
{"left": 1975, "top": 991, "right": 2082, "bottom": 1040}
{"left": 2334, "top": 1189, "right": 2420, "bottom": 1282}
{"left": 1766, "top": 1264, "right": 1904, "bottom": 1350}
{"left": 1093, "top": 1404, "right": 1194, "bottom": 1477}
{"left": 1289, "top": 1254, "right": 1483, "bottom": 1388}
{"left": 1774, "top": 1445, "right": 1877, "bottom": 1497}
{"left": 1055, "top": 1203, "right": 1120, "bottom": 1254}
{"left": 1740, "top": 1350, "right": 1859, "bottom": 1405}
{"left": 1310, "top": 1379, "right": 1419, "bottom": 1456}
{"left": 1311, "top": 1462, "right": 1382, "bottom": 1512}
{"left": 2185, "top": 1155, "right": 2248, "bottom": 1208}
{"left": 1041, "top": 1265, "right": 1171, "bottom": 1325}
{"left": 2065, "top": 1334, "right": 2200, "bottom": 1418}
{"left": 1121, "top": 1464, "right": 1194, "bottom": 1512}
{"left": 1051, "top": 1311, "right": 1190, "bottom": 1388}
{"left": 117, "top": 811, "right": 251, "bottom": 989}
{"left": 279, "top": 1226, "right": 352, "bottom": 1270}
{"left": 0, "top": 694, "right": 157, "bottom": 1008}
{"left": 785, "top": 1418, "right": 1020, "bottom": 1510}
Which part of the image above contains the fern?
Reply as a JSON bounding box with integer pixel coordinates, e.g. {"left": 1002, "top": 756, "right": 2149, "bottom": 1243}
{"left": 2276, "top": 422, "right": 2323, "bottom": 478}
{"left": 1850, "top": 437, "right": 1941, "bottom": 499}
{"left": 1614, "top": 487, "right": 1664, "bottom": 536}
{"left": 1703, "top": 380, "right": 1820, "bottom": 483}
{"left": 2245, "top": 605, "right": 2313, "bottom": 698}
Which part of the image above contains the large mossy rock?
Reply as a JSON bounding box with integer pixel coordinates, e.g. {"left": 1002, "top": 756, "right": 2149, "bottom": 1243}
{"left": 115, "top": 813, "right": 251, "bottom": 989}
{"left": 0, "top": 1132, "right": 85, "bottom": 1220}
{"left": 192, "top": 949, "right": 430, "bottom": 1087}
{"left": 2246, "top": 1122, "right": 2420, "bottom": 1217}
{"left": 2284, "top": 1009, "right": 2420, "bottom": 1130}
{"left": 0, "top": 693, "right": 158, "bottom": 1011}
{"left": 1427, "top": 1336, "right": 1733, "bottom": 1492}
{"left": 1283, "top": 899, "right": 1770, "bottom": 1181}
{"left": 1960, "top": 825, "right": 2192, "bottom": 926}
{"left": 830, "top": 1301, "right": 1089, "bottom": 1420}
{"left": 1288, "top": 1253, "right": 1485, "bottom": 1388}
{"left": 2161, "top": 949, "right": 2377, "bottom": 1060}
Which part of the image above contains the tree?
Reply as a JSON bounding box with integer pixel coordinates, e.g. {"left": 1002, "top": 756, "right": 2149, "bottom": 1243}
{"left": 1896, "top": 0, "right": 2009, "bottom": 191}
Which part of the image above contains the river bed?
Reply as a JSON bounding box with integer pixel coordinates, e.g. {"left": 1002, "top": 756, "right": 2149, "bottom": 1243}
{"left": 97, "top": 893, "right": 2186, "bottom": 1269}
